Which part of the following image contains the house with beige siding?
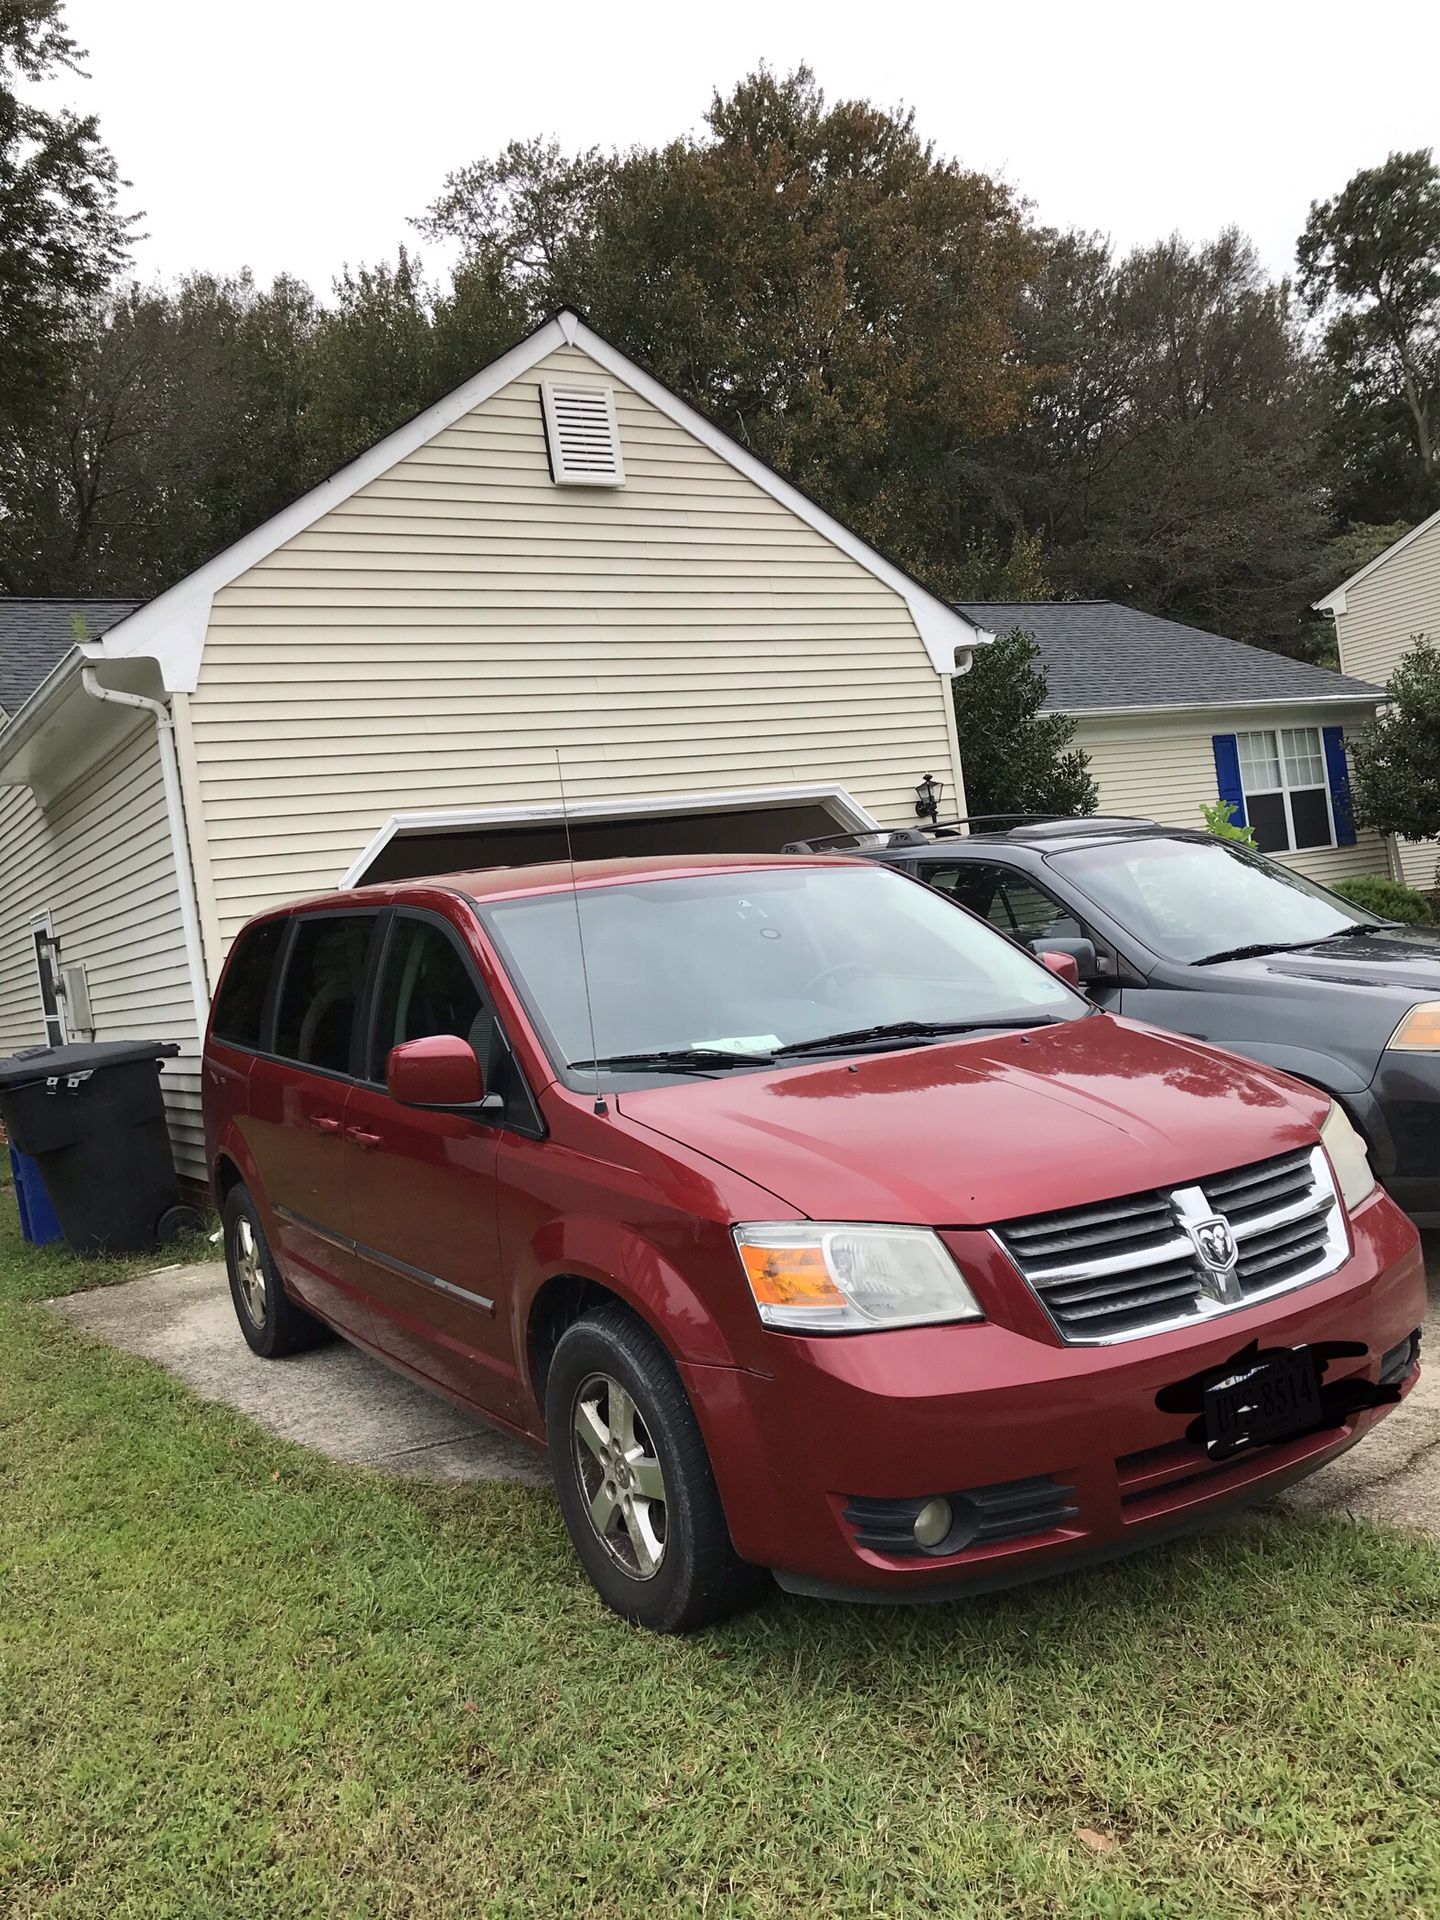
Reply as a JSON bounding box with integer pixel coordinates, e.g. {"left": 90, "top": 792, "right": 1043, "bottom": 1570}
{"left": 1316, "top": 507, "right": 1440, "bottom": 888}
{"left": 956, "top": 601, "right": 1388, "bottom": 887}
{"left": 0, "top": 311, "right": 989, "bottom": 1183}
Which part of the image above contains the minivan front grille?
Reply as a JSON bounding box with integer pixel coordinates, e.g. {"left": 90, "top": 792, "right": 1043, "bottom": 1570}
{"left": 995, "top": 1145, "right": 1347, "bottom": 1344}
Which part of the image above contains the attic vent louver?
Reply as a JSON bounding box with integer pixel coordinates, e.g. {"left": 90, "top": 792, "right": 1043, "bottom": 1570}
{"left": 539, "top": 380, "right": 625, "bottom": 486}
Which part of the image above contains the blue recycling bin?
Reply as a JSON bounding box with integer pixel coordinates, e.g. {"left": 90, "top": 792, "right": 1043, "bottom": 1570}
{"left": 8, "top": 1143, "right": 63, "bottom": 1247}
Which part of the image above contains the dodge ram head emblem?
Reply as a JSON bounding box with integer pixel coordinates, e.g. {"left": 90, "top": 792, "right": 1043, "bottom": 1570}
{"left": 1187, "top": 1214, "right": 1241, "bottom": 1304}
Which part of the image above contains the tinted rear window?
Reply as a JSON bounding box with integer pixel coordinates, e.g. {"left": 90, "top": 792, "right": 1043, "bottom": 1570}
{"left": 211, "top": 919, "right": 285, "bottom": 1050}
{"left": 273, "top": 915, "right": 379, "bottom": 1074}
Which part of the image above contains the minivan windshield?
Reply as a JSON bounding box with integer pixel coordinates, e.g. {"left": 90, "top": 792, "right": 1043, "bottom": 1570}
{"left": 479, "top": 864, "right": 1082, "bottom": 1082}
{"left": 1051, "top": 835, "right": 1378, "bottom": 964}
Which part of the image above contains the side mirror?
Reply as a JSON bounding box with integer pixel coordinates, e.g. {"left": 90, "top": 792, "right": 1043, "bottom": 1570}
{"left": 387, "top": 1034, "right": 485, "bottom": 1108}
{"left": 1035, "top": 937, "right": 1101, "bottom": 987}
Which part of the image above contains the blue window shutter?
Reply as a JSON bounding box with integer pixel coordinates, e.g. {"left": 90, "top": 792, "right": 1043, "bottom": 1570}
{"left": 1212, "top": 734, "right": 1245, "bottom": 827}
{"left": 1322, "top": 725, "right": 1357, "bottom": 845}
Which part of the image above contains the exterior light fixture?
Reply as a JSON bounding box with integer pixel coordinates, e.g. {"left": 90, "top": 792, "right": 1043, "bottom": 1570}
{"left": 914, "top": 773, "right": 942, "bottom": 822}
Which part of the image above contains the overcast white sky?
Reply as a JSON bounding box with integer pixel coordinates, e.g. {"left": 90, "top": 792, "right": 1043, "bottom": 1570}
{"left": 50, "top": 0, "right": 1440, "bottom": 296}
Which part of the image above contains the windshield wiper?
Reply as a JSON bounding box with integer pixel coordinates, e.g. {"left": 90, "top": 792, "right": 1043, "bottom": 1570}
{"left": 1191, "top": 941, "right": 1317, "bottom": 966}
{"left": 1317, "top": 921, "right": 1404, "bottom": 937}
{"left": 773, "top": 1016, "right": 1062, "bottom": 1057}
{"left": 1195, "top": 924, "right": 1406, "bottom": 965}
{"left": 566, "top": 1047, "right": 775, "bottom": 1076}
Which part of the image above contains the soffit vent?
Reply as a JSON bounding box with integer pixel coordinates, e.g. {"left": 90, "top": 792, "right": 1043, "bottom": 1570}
{"left": 539, "top": 380, "right": 625, "bottom": 486}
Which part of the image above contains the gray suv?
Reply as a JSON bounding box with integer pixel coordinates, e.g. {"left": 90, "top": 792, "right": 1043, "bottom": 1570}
{"left": 787, "top": 815, "right": 1440, "bottom": 1224}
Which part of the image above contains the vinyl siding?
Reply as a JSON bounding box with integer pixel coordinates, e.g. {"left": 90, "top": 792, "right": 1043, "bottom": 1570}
{"left": 188, "top": 342, "right": 955, "bottom": 943}
{"left": 0, "top": 718, "right": 202, "bottom": 1180}
{"left": 1070, "top": 708, "right": 1388, "bottom": 888}
{"left": 1332, "top": 518, "right": 1440, "bottom": 890}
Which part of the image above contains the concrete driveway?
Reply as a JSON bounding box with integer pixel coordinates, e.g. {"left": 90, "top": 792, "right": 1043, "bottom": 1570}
{"left": 50, "top": 1243, "right": 1440, "bottom": 1530}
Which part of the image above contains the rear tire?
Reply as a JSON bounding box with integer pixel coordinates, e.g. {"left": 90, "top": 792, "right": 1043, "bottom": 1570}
{"left": 223, "top": 1183, "right": 330, "bottom": 1358}
{"left": 546, "top": 1303, "right": 767, "bottom": 1633}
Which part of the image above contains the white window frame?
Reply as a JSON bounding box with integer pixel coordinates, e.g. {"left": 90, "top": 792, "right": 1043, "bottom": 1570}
{"left": 29, "top": 911, "right": 68, "bottom": 1047}
{"left": 1236, "top": 727, "right": 1336, "bottom": 853}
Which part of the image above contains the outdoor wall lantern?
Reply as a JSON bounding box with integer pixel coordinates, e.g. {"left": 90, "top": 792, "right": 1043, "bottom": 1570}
{"left": 914, "top": 773, "right": 942, "bottom": 822}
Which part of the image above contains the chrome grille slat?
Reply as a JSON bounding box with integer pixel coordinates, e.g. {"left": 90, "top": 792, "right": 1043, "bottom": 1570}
{"left": 1209, "top": 1166, "right": 1314, "bottom": 1222}
{"left": 1058, "top": 1281, "right": 1203, "bottom": 1325}
{"left": 995, "top": 1145, "right": 1347, "bottom": 1344}
{"left": 1204, "top": 1150, "right": 1312, "bottom": 1206}
{"left": 1020, "top": 1232, "right": 1197, "bottom": 1285}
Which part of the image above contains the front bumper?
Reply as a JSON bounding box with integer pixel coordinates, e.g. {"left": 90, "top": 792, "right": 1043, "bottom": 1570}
{"left": 681, "top": 1188, "right": 1425, "bottom": 1597}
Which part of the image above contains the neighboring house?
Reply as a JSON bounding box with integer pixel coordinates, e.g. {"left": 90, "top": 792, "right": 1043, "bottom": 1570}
{"left": 1316, "top": 507, "right": 1440, "bottom": 888}
{"left": 956, "top": 600, "right": 1388, "bottom": 887}
{"left": 0, "top": 310, "right": 989, "bottom": 1183}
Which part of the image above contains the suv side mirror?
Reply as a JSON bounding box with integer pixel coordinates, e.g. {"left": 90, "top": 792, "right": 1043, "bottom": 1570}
{"left": 387, "top": 1034, "right": 485, "bottom": 1108}
{"left": 1034, "top": 937, "right": 1101, "bottom": 987}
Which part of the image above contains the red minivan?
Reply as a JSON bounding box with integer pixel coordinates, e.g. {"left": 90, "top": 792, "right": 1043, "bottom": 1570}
{"left": 202, "top": 854, "right": 1425, "bottom": 1631}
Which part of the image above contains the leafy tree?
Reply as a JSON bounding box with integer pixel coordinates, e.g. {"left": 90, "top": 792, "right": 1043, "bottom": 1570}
{"left": 1298, "top": 151, "right": 1440, "bottom": 525}
{"left": 419, "top": 66, "right": 1043, "bottom": 597}
{"left": 994, "top": 229, "right": 1330, "bottom": 656}
{"left": 0, "top": 2, "right": 133, "bottom": 432}
{"left": 1350, "top": 637, "right": 1440, "bottom": 869}
{"left": 951, "top": 626, "right": 1098, "bottom": 818}
{"left": 0, "top": 271, "right": 323, "bottom": 594}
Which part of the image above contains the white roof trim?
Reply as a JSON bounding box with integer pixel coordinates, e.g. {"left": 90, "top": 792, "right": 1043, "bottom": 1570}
{"left": 340, "top": 782, "right": 880, "bottom": 889}
{"left": 1314, "top": 505, "right": 1440, "bottom": 613}
{"left": 1046, "top": 693, "right": 1385, "bottom": 719}
{"left": 89, "top": 309, "right": 988, "bottom": 691}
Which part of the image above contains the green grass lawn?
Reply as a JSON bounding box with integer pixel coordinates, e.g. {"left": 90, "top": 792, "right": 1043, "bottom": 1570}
{"left": 3, "top": 1194, "right": 1440, "bottom": 1918}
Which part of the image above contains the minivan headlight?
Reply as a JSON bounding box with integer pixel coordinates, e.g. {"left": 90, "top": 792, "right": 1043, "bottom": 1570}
{"left": 1321, "top": 1102, "right": 1377, "bottom": 1212}
{"left": 733, "top": 1223, "right": 983, "bottom": 1332}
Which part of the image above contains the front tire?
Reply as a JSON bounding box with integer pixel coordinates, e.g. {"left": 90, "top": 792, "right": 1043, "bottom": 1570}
{"left": 545, "top": 1304, "right": 766, "bottom": 1632}
{"left": 223, "top": 1183, "right": 329, "bottom": 1358}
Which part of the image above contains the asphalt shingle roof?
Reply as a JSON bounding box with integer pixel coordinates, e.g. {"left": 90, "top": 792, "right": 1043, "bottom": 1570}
{"left": 0, "top": 598, "right": 141, "bottom": 716}
{"left": 955, "top": 600, "right": 1384, "bottom": 713}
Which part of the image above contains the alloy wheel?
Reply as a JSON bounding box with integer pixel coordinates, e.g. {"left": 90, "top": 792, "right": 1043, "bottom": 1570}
{"left": 234, "top": 1215, "right": 267, "bottom": 1326}
{"left": 571, "top": 1372, "right": 669, "bottom": 1580}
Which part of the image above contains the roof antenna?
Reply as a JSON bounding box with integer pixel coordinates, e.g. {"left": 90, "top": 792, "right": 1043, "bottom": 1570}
{"left": 555, "top": 747, "right": 607, "bottom": 1116}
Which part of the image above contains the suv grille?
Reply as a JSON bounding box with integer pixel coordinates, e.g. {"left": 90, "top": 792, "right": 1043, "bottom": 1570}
{"left": 995, "top": 1146, "right": 1346, "bottom": 1344}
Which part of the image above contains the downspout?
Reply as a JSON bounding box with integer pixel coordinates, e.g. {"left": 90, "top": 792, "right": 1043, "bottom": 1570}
{"left": 79, "top": 668, "right": 212, "bottom": 1039}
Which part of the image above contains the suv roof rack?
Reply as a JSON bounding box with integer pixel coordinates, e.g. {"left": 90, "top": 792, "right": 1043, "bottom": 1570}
{"left": 781, "top": 814, "right": 1077, "bottom": 855}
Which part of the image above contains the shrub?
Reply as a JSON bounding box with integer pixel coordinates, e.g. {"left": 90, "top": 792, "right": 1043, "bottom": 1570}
{"left": 1330, "top": 874, "right": 1432, "bottom": 924}
{"left": 1199, "top": 799, "right": 1257, "bottom": 846}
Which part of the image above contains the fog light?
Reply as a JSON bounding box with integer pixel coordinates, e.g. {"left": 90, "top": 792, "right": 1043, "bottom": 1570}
{"left": 913, "top": 1497, "right": 953, "bottom": 1549}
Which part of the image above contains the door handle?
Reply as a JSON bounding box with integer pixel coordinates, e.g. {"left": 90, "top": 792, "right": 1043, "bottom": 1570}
{"left": 310, "top": 1115, "right": 342, "bottom": 1135}
{"left": 347, "top": 1127, "right": 383, "bottom": 1150}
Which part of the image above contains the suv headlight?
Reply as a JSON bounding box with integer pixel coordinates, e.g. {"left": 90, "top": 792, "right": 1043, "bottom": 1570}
{"left": 1388, "top": 1002, "right": 1440, "bottom": 1051}
{"left": 1321, "top": 1102, "right": 1377, "bottom": 1211}
{"left": 733, "top": 1222, "right": 984, "bottom": 1332}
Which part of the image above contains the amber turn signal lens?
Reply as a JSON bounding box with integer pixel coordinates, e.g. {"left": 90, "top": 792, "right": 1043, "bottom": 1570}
{"left": 736, "top": 1241, "right": 847, "bottom": 1311}
{"left": 1389, "top": 1003, "right": 1440, "bottom": 1051}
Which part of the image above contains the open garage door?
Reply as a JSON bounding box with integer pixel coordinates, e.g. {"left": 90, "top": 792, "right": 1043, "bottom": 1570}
{"left": 342, "top": 785, "right": 879, "bottom": 888}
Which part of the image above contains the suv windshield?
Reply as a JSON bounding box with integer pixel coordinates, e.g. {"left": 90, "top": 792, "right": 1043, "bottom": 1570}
{"left": 479, "top": 864, "right": 1082, "bottom": 1082}
{"left": 1051, "top": 835, "right": 1377, "bottom": 963}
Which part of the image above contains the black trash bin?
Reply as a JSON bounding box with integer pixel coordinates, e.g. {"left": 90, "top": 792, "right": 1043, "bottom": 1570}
{"left": 0, "top": 1040, "right": 196, "bottom": 1254}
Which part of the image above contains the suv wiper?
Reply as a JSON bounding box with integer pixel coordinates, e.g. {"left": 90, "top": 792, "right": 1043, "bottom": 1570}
{"left": 1195, "top": 924, "right": 1406, "bottom": 965}
{"left": 566, "top": 1047, "right": 775, "bottom": 1076}
{"left": 773, "top": 1016, "right": 1061, "bottom": 1057}
{"left": 1191, "top": 940, "right": 1315, "bottom": 966}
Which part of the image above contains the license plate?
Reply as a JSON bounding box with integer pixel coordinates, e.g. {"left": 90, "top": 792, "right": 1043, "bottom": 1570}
{"left": 1203, "top": 1346, "right": 1321, "bottom": 1459}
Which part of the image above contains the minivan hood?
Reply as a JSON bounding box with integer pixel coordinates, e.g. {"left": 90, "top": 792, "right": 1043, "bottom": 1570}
{"left": 616, "top": 1013, "right": 1326, "bottom": 1226}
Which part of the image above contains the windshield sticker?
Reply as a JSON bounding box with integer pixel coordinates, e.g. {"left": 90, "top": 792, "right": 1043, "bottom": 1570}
{"left": 692, "top": 1035, "right": 782, "bottom": 1054}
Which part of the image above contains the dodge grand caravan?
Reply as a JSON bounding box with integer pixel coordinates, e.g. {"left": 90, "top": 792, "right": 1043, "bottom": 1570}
{"left": 202, "top": 855, "right": 1425, "bottom": 1632}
